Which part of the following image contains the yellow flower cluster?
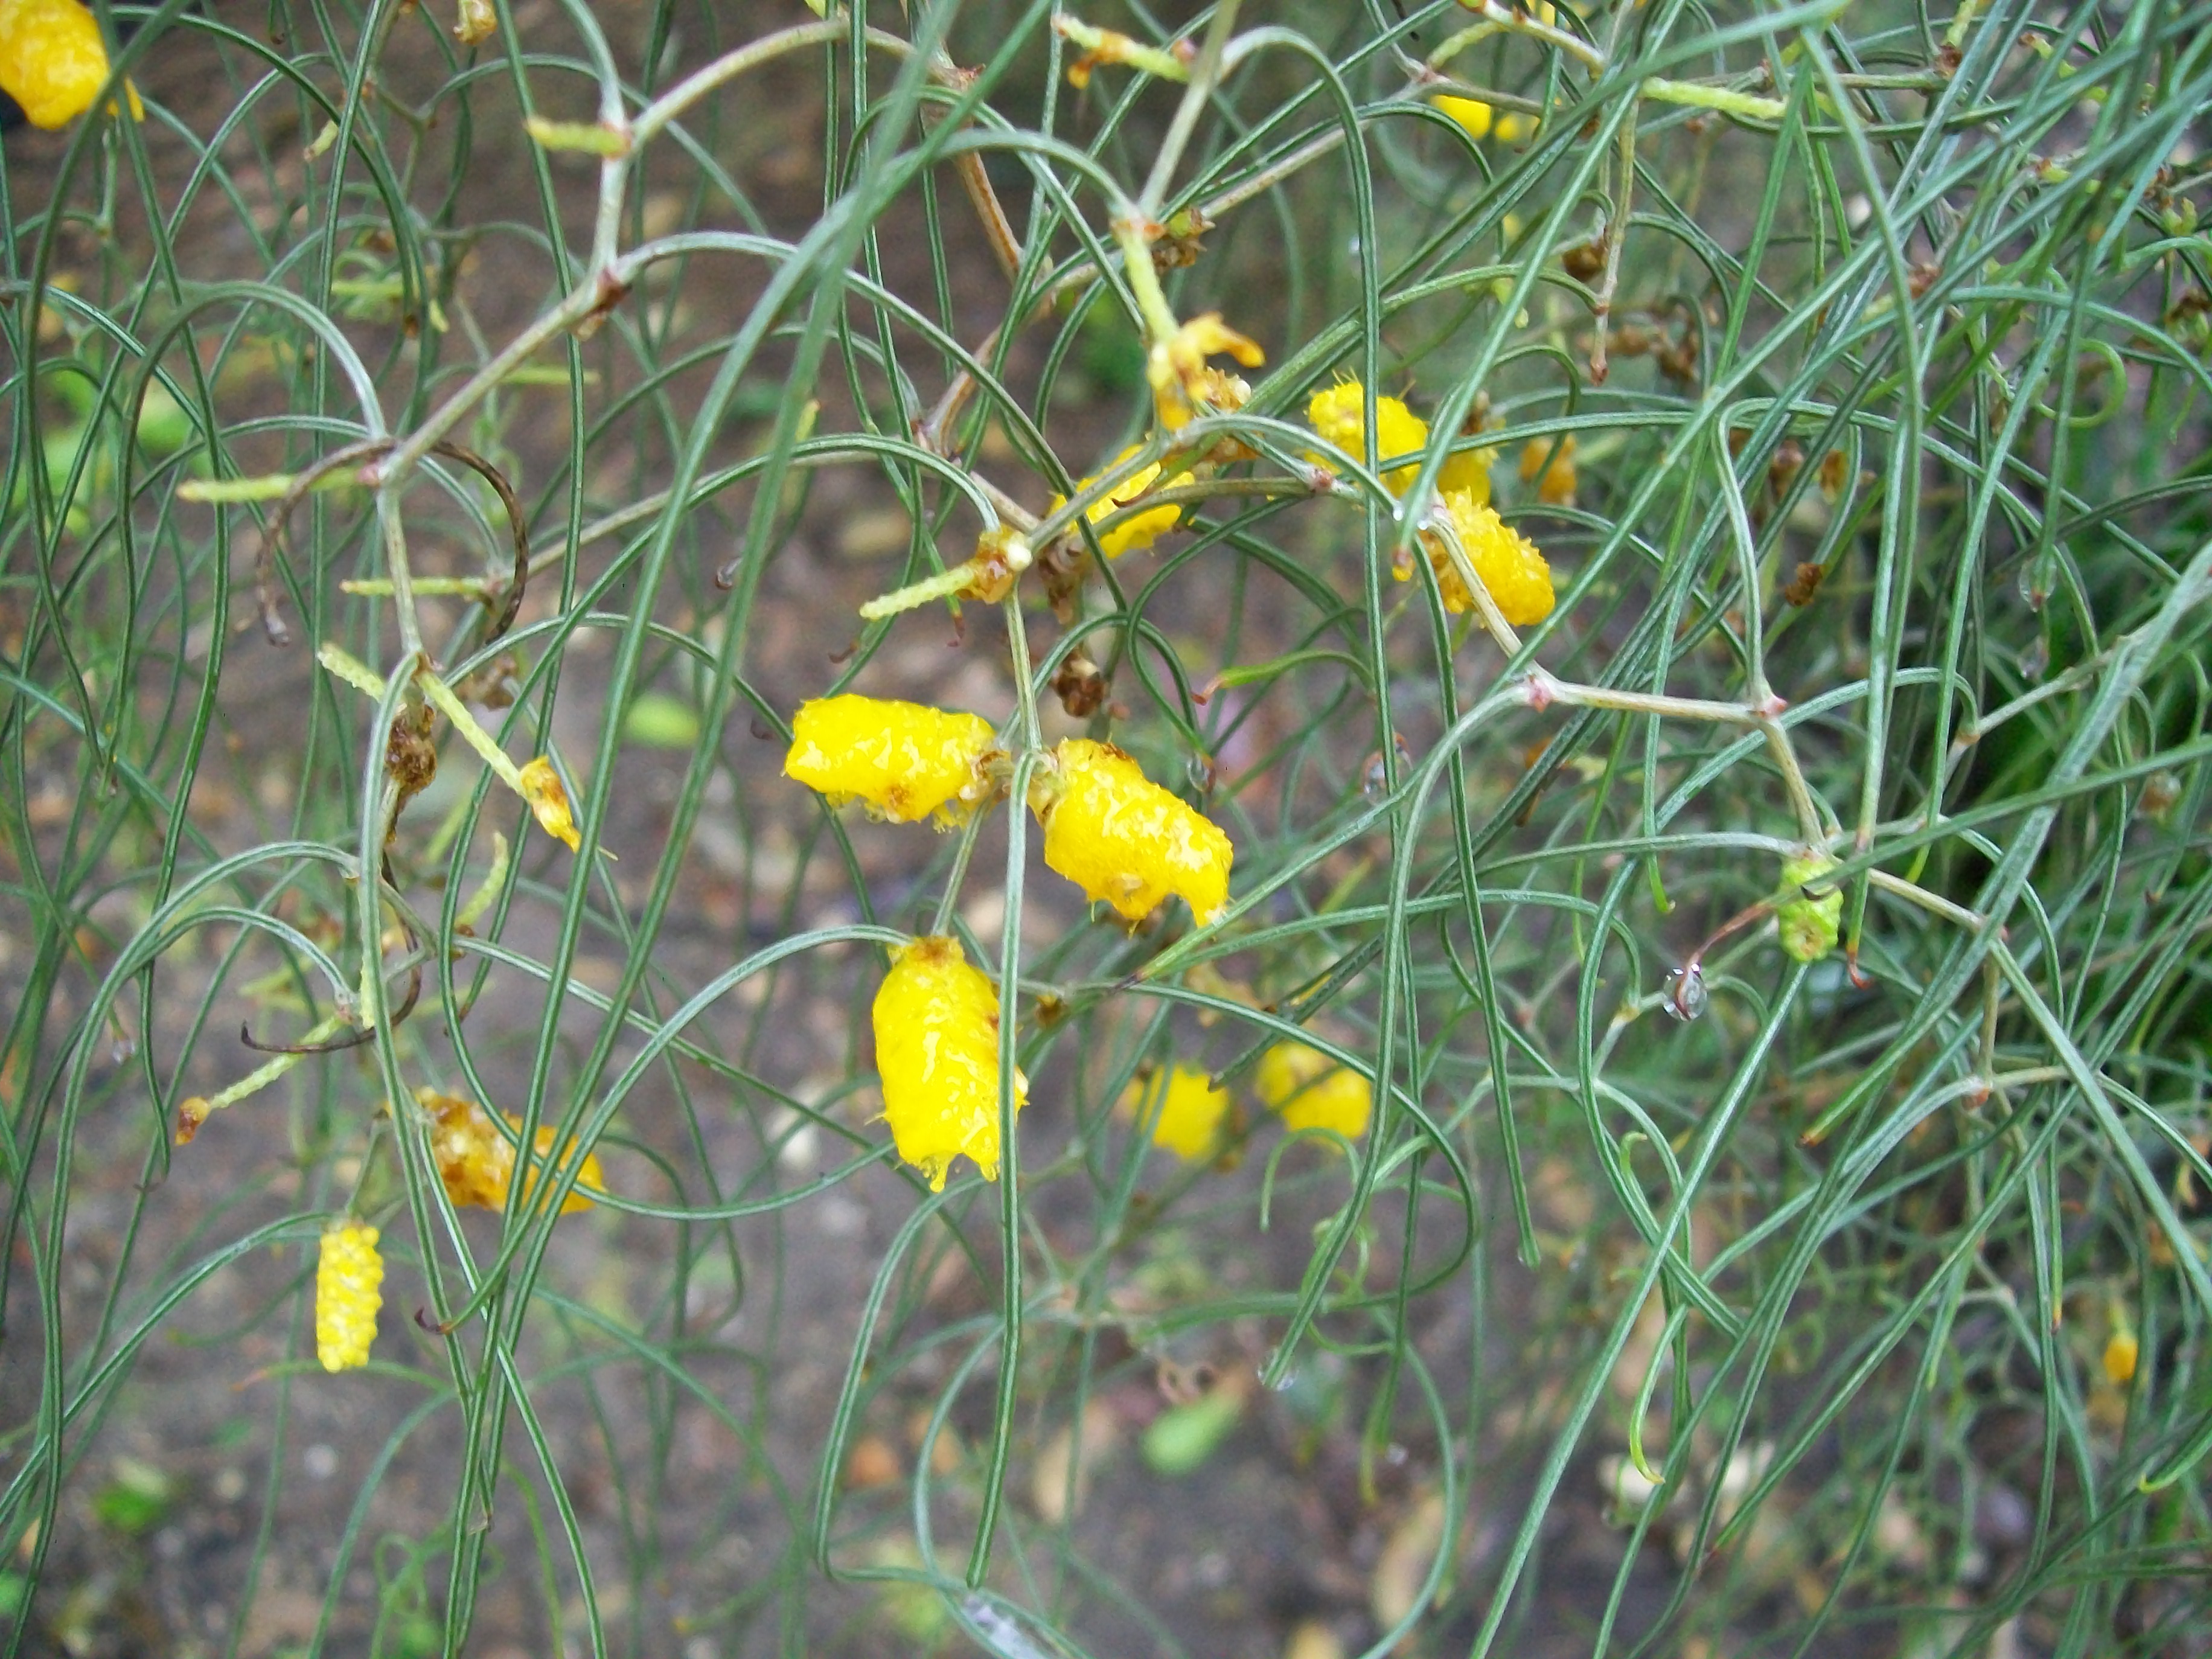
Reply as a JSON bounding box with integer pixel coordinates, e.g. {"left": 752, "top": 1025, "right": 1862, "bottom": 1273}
{"left": 1304, "top": 379, "right": 1554, "bottom": 627}
{"left": 1413, "top": 493, "right": 1556, "bottom": 627}
{"left": 1255, "top": 1042, "right": 1373, "bottom": 1141}
{"left": 1432, "top": 94, "right": 1537, "bottom": 145}
{"left": 1031, "top": 738, "right": 1233, "bottom": 925}
{"left": 1307, "top": 381, "right": 1491, "bottom": 503}
{"left": 1117, "top": 1041, "right": 1374, "bottom": 1167}
{"left": 0, "top": 0, "right": 110, "bottom": 129}
{"left": 315, "top": 1221, "right": 384, "bottom": 1373}
{"left": 783, "top": 671, "right": 1239, "bottom": 1188}
{"left": 1519, "top": 435, "right": 1577, "bottom": 505}
{"left": 1119, "top": 1063, "right": 1234, "bottom": 1161}
{"left": 784, "top": 693, "right": 1000, "bottom": 827}
{"left": 873, "top": 935, "right": 1028, "bottom": 1190}
{"left": 420, "top": 1087, "right": 604, "bottom": 1216}
{"left": 1059, "top": 445, "right": 1183, "bottom": 558}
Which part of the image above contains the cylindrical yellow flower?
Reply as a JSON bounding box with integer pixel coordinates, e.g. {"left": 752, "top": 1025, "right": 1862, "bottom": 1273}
{"left": 0, "top": 0, "right": 110, "bottom": 129}
{"left": 1119, "top": 1063, "right": 1233, "bottom": 1161}
{"left": 1408, "top": 491, "right": 1555, "bottom": 626}
{"left": 2102, "top": 1329, "right": 2138, "bottom": 1386}
{"left": 784, "top": 694, "right": 999, "bottom": 827}
{"left": 1058, "top": 446, "right": 1182, "bottom": 558}
{"left": 1308, "top": 380, "right": 1490, "bottom": 503}
{"left": 1432, "top": 93, "right": 1493, "bottom": 141}
{"left": 873, "top": 936, "right": 1027, "bottom": 1191}
{"left": 420, "top": 1088, "right": 604, "bottom": 1216}
{"left": 315, "top": 1221, "right": 384, "bottom": 1373}
{"left": 1031, "top": 738, "right": 1233, "bottom": 925}
{"left": 1255, "top": 1043, "right": 1373, "bottom": 1142}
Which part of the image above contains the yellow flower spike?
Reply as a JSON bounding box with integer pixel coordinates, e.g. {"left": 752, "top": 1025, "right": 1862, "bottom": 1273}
{"left": 419, "top": 1088, "right": 604, "bottom": 1216}
{"left": 1408, "top": 492, "right": 1555, "bottom": 625}
{"left": 872, "top": 936, "right": 1027, "bottom": 1191}
{"left": 516, "top": 756, "right": 581, "bottom": 851}
{"left": 1307, "top": 380, "right": 1491, "bottom": 503}
{"left": 1432, "top": 93, "right": 1494, "bottom": 141}
{"left": 315, "top": 1221, "right": 384, "bottom": 1373}
{"left": 1148, "top": 312, "right": 1264, "bottom": 432}
{"left": 784, "top": 694, "right": 1000, "bottom": 828}
{"left": 1518, "top": 435, "right": 1578, "bottom": 505}
{"left": 0, "top": 0, "right": 114, "bottom": 129}
{"left": 1029, "top": 738, "right": 1233, "bottom": 926}
{"left": 1119, "top": 1063, "right": 1233, "bottom": 1162}
{"left": 1255, "top": 1043, "right": 1373, "bottom": 1142}
{"left": 1055, "top": 446, "right": 1183, "bottom": 558}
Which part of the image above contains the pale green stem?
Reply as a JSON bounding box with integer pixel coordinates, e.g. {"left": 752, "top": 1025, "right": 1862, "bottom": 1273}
{"left": 1472, "top": 0, "right": 1603, "bottom": 72}
{"left": 1526, "top": 671, "right": 1760, "bottom": 726}
{"left": 1642, "top": 77, "right": 1787, "bottom": 121}
{"left": 1426, "top": 21, "right": 1501, "bottom": 71}
{"left": 185, "top": 1011, "right": 350, "bottom": 1124}
{"left": 414, "top": 666, "right": 527, "bottom": 791}
{"left": 342, "top": 576, "right": 501, "bottom": 598}
{"left": 317, "top": 641, "right": 392, "bottom": 700}
{"left": 858, "top": 559, "right": 994, "bottom": 621}
{"left": 179, "top": 471, "right": 359, "bottom": 503}
{"left": 1865, "top": 867, "right": 1985, "bottom": 932}
{"left": 1114, "top": 213, "right": 1183, "bottom": 345}
{"left": 1138, "top": 0, "right": 1242, "bottom": 216}
{"left": 1758, "top": 717, "right": 1827, "bottom": 843}
{"left": 1053, "top": 15, "right": 1191, "bottom": 85}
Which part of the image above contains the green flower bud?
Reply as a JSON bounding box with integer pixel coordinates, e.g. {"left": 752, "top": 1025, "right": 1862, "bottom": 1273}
{"left": 1777, "top": 854, "right": 1843, "bottom": 964}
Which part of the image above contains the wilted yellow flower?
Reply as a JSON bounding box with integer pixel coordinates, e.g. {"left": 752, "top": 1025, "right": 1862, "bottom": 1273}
{"left": 1255, "top": 1043, "right": 1372, "bottom": 1142}
{"left": 453, "top": 0, "right": 496, "bottom": 46}
{"left": 0, "top": 0, "right": 111, "bottom": 129}
{"left": 419, "top": 1087, "right": 604, "bottom": 1216}
{"left": 1408, "top": 492, "right": 1555, "bottom": 625}
{"left": 1777, "top": 853, "right": 1843, "bottom": 964}
{"left": 315, "top": 1221, "right": 384, "bottom": 1373}
{"left": 1058, "top": 445, "right": 1182, "bottom": 558}
{"left": 1120, "top": 1063, "right": 1233, "bottom": 1161}
{"left": 1149, "top": 312, "right": 1263, "bottom": 431}
{"left": 873, "top": 936, "right": 1027, "bottom": 1191}
{"left": 516, "top": 756, "right": 581, "bottom": 851}
{"left": 784, "top": 694, "right": 999, "bottom": 827}
{"left": 1518, "top": 435, "right": 1577, "bottom": 505}
{"left": 1030, "top": 738, "right": 1233, "bottom": 925}
{"left": 2103, "top": 1328, "right": 2138, "bottom": 1386}
{"left": 1307, "top": 380, "right": 1490, "bottom": 502}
